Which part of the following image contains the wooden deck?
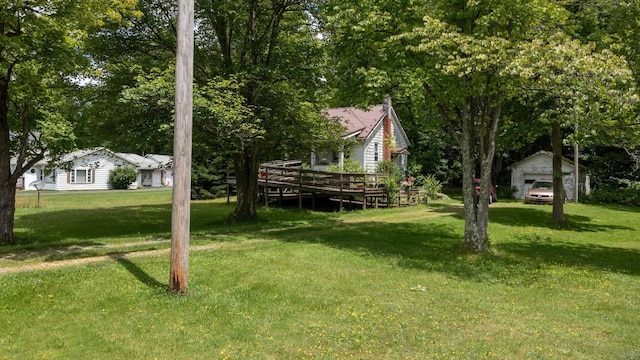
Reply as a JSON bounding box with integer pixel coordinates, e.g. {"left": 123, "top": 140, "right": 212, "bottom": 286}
{"left": 256, "top": 161, "right": 419, "bottom": 209}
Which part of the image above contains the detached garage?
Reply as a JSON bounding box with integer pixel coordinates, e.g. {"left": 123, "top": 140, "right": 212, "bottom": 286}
{"left": 509, "top": 150, "right": 590, "bottom": 201}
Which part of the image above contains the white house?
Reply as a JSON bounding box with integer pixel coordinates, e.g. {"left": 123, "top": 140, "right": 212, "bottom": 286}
{"left": 509, "top": 150, "right": 590, "bottom": 201}
{"left": 14, "top": 147, "right": 173, "bottom": 191}
{"left": 312, "top": 98, "right": 411, "bottom": 174}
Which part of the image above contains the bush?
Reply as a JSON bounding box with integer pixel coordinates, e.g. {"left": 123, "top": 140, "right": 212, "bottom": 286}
{"left": 497, "top": 185, "right": 518, "bottom": 200}
{"left": 325, "top": 158, "right": 365, "bottom": 173}
{"left": 191, "top": 163, "right": 228, "bottom": 200}
{"left": 376, "top": 160, "right": 403, "bottom": 183}
{"left": 108, "top": 167, "right": 137, "bottom": 189}
{"left": 376, "top": 161, "right": 403, "bottom": 205}
{"left": 381, "top": 176, "right": 400, "bottom": 205}
{"left": 418, "top": 174, "right": 442, "bottom": 203}
{"left": 583, "top": 188, "right": 640, "bottom": 207}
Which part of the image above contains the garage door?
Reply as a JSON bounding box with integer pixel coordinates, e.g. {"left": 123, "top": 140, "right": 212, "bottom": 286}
{"left": 523, "top": 173, "right": 551, "bottom": 195}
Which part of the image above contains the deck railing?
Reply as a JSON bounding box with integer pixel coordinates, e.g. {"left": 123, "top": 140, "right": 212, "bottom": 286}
{"left": 257, "top": 162, "right": 394, "bottom": 209}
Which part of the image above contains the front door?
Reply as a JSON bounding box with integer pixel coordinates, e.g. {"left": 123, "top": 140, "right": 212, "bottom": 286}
{"left": 141, "top": 170, "right": 153, "bottom": 187}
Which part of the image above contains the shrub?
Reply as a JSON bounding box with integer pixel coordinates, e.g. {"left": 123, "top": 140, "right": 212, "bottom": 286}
{"left": 376, "top": 161, "right": 403, "bottom": 205}
{"left": 325, "top": 158, "right": 365, "bottom": 173}
{"left": 497, "top": 185, "right": 518, "bottom": 200}
{"left": 381, "top": 176, "right": 400, "bottom": 205}
{"left": 108, "top": 167, "right": 137, "bottom": 189}
{"left": 583, "top": 188, "right": 640, "bottom": 207}
{"left": 376, "top": 160, "right": 403, "bottom": 183}
{"left": 191, "top": 163, "right": 228, "bottom": 200}
{"left": 419, "top": 174, "right": 442, "bottom": 203}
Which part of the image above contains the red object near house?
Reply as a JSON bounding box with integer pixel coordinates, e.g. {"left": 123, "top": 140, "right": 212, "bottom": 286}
{"left": 474, "top": 178, "right": 498, "bottom": 203}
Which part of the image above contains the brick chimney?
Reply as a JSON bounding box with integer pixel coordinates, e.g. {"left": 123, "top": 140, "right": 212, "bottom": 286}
{"left": 382, "top": 96, "right": 392, "bottom": 161}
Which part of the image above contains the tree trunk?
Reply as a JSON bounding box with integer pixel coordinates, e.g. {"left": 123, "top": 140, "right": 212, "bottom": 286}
{"left": 459, "top": 95, "right": 501, "bottom": 252}
{"left": 0, "top": 84, "right": 16, "bottom": 244}
{"left": 231, "top": 140, "right": 260, "bottom": 221}
{"left": 460, "top": 101, "right": 490, "bottom": 252}
{"left": 0, "top": 175, "right": 17, "bottom": 245}
{"left": 551, "top": 120, "right": 566, "bottom": 223}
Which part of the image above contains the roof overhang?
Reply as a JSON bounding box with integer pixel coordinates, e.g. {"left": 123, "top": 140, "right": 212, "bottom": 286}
{"left": 343, "top": 130, "right": 363, "bottom": 140}
{"left": 392, "top": 147, "right": 410, "bottom": 155}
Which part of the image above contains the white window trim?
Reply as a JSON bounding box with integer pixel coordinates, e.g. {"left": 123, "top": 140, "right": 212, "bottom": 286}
{"left": 40, "top": 169, "right": 56, "bottom": 183}
{"left": 70, "top": 168, "right": 94, "bottom": 184}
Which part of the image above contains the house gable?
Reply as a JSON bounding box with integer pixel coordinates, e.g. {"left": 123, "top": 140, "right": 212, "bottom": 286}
{"left": 317, "top": 100, "right": 411, "bottom": 173}
{"left": 56, "top": 148, "right": 138, "bottom": 191}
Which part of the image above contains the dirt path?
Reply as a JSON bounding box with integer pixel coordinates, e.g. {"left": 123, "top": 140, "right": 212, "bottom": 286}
{"left": 0, "top": 239, "right": 269, "bottom": 274}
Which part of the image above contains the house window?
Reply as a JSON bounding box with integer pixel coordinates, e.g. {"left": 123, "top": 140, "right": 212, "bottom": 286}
{"left": 70, "top": 168, "right": 94, "bottom": 184}
{"left": 318, "top": 151, "right": 333, "bottom": 165}
{"left": 40, "top": 169, "right": 56, "bottom": 183}
{"left": 374, "top": 143, "right": 379, "bottom": 162}
{"left": 141, "top": 170, "right": 153, "bottom": 186}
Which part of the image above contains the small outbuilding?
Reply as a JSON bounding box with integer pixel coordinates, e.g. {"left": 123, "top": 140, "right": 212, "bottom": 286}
{"left": 509, "top": 150, "right": 590, "bottom": 201}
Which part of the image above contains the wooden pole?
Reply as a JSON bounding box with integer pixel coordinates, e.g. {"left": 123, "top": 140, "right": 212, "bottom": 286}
{"left": 169, "top": 0, "right": 194, "bottom": 294}
{"left": 574, "top": 122, "right": 579, "bottom": 203}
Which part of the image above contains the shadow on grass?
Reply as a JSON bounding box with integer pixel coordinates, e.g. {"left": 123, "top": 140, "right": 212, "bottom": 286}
{"left": 432, "top": 203, "right": 633, "bottom": 232}
{"left": 272, "top": 221, "right": 544, "bottom": 284}
{"left": 8, "top": 199, "right": 640, "bottom": 283}
{"left": 114, "top": 257, "right": 166, "bottom": 290}
{"left": 0, "top": 241, "right": 105, "bottom": 261}
{"left": 6, "top": 201, "right": 337, "bottom": 261}
{"left": 587, "top": 203, "right": 640, "bottom": 214}
{"left": 498, "top": 239, "right": 640, "bottom": 275}
{"left": 269, "top": 212, "right": 640, "bottom": 282}
{"left": 11, "top": 204, "right": 171, "bottom": 248}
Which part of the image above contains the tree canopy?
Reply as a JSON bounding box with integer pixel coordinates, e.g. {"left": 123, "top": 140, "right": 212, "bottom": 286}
{"left": 83, "top": 0, "right": 342, "bottom": 220}
{"left": 323, "top": 0, "right": 637, "bottom": 250}
{"left": 4, "top": 0, "right": 638, "bottom": 248}
{"left": 0, "top": 0, "right": 139, "bottom": 244}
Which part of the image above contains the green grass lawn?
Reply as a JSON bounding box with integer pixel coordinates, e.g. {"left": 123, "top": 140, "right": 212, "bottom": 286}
{"left": 2, "top": 190, "right": 639, "bottom": 359}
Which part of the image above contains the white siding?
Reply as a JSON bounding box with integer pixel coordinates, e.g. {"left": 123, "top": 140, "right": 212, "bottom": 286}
{"left": 136, "top": 169, "right": 170, "bottom": 188}
{"left": 15, "top": 148, "right": 173, "bottom": 191}
{"left": 363, "top": 123, "right": 384, "bottom": 173}
{"left": 352, "top": 114, "right": 409, "bottom": 174}
{"left": 159, "top": 170, "right": 173, "bottom": 186}
{"left": 55, "top": 154, "right": 122, "bottom": 191}
{"left": 349, "top": 143, "right": 366, "bottom": 171}
{"left": 392, "top": 119, "right": 406, "bottom": 147}
{"left": 19, "top": 166, "right": 56, "bottom": 190}
{"left": 21, "top": 169, "right": 39, "bottom": 190}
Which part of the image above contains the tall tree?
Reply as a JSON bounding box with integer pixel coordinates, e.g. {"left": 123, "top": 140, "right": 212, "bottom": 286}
{"left": 85, "top": 0, "right": 338, "bottom": 220}
{"left": 568, "top": 1, "right": 640, "bottom": 173}
{"left": 0, "top": 1, "right": 139, "bottom": 244}
{"left": 325, "top": 0, "right": 571, "bottom": 251}
{"left": 80, "top": 0, "right": 177, "bottom": 154}
{"left": 196, "top": 0, "right": 335, "bottom": 220}
{"left": 325, "top": 0, "right": 636, "bottom": 249}
{"left": 509, "top": 33, "right": 636, "bottom": 222}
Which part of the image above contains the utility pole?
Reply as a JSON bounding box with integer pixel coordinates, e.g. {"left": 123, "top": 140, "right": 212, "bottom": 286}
{"left": 169, "top": 0, "right": 194, "bottom": 294}
{"left": 574, "top": 122, "right": 579, "bottom": 204}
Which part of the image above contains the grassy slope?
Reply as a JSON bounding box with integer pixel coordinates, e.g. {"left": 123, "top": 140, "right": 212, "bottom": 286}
{"left": 1, "top": 191, "right": 639, "bottom": 359}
